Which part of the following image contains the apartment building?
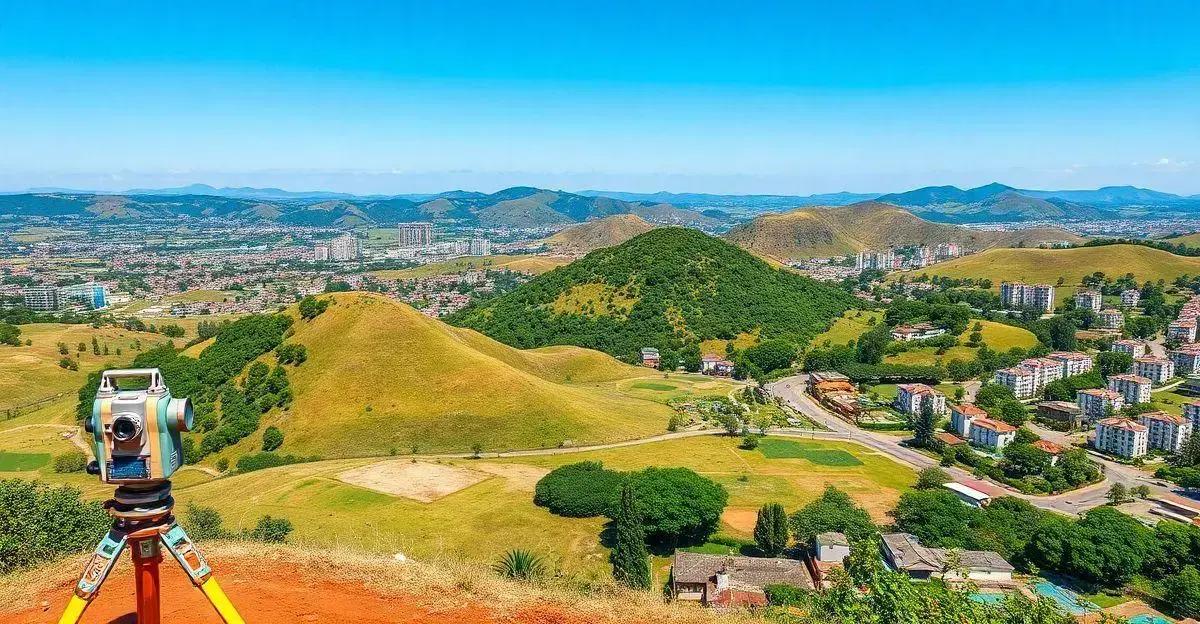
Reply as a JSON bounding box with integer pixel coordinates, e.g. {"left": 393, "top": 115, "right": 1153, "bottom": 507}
{"left": 468, "top": 237, "right": 491, "bottom": 256}
{"left": 1184, "top": 402, "right": 1200, "bottom": 432}
{"left": 1098, "top": 309, "right": 1125, "bottom": 330}
{"left": 1095, "top": 418, "right": 1149, "bottom": 459}
{"left": 1133, "top": 356, "right": 1175, "bottom": 384}
{"left": 1074, "top": 290, "right": 1102, "bottom": 312}
{"left": 1048, "top": 352, "right": 1093, "bottom": 377}
{"left": 1168, "top": 319, "right": 1198, "bottom": 344}
{"left": 328, "top": 233, "right": 361, "bottom": 261}
{"left": 1077, "top": 388, "right": 1124, "bottom": 422}
{"left": 993, "top": 366, "right": 1037, "bottom": 399}
{"left": 21, "top": 285, "right": 59, "bottom": 311}
{"left": 1121, "top": 289, "right": 1140, "bottom": 308}
{"left": 398, "top": 222, "right": 435, "bottom": 248}
{"left": 949, "top": 403, "right": 989, "bottom": 437}
{"left": 999, "top": 282, "right": 1055, "bottom": 312}
{"left": 1112, "top": 339, "right": 1149, "bottom": 357}
{"left": 969, "top": 417, "right": 1017, "bottom": 451}
{"left": 1138, "top": 411, "right": 1193, "bottom": 454}
{"left": 1169, "top": 347, "right": 1200, "bottom": 376}
{"left": 1108, "top": 374, "right": 1152, "bottom": 405}
{"left": 895, "top": 384, "right": 947, "bottom": 416}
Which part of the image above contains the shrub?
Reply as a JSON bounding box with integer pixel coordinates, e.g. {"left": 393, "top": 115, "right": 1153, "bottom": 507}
{"left": 624, "top": 467, "right": 728, "bottom": 548}
{"left": 493, "top": 549, "right": 546, "bottom": 581}
{"left": 915, "top": 466, "right": 950, "bottom": 490}
{"left": 235, "top": 452, "right": 316, "bottom": 473}
{"left": 298, "top": 296, "right": 329, "bottom": 320}
{"left": 0, "top": 480, "right": 110, "bottom": 574}
{"left": 52, "top": 451, "right": 88, "bottom": 473}
{"left": 740, "top": 432, "right": 760, "bottom": 450}
{"left": 764, "top": 584, "right": 809, "bottom": 607}
{"left": 216, "top": 457, "right": 229, "bottom": 472}
{"left": 248, "top": 515, "right": 293, "bottom": 543}
{"left": 262, "top": 426, "right": 284, "bottom": 451}
{"left": 183, "top": 503, "right": 226, "bottom": 540}
{"left": 533, "top": 462, "right": 626, "bottom": 518}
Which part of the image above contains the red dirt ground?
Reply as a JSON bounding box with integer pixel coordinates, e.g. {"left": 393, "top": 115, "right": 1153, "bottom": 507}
{"left": 4, "top": 557, "right": 601, "bottom": 624}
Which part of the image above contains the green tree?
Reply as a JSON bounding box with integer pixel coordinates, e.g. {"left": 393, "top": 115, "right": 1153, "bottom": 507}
{"left": 1106, "top": 482, "right": 1129, "bottom": 505}
{"left": 790, "top": 486, "right": 876, "bottom": 545}
{"left": 743, "top": 339, "right": 798, "bottom": 374}
{"left": 1096, "top": 351, "right": 1134, "bottom": 377}
{"left": 248, "top": 515, "right": 293, "bottom": 543}
{"left": 0, "top": 480, "right": 110, "bottom": 574}
{"left": 182, "top": 503, "right": 226, "bottom": 540}
{"left": 298, "top": 295, "right": 329, "bottom": 320}
{"left": 610, "top": 483, "right": 651, "bottom": 589}
{"left": 855, "top": 323, "right": 890, "bottom": 365}
{"left": 892, "top": 489, "right": 977, "bottom": 548}
{"left": 52, "top": 451, "right": 88, "bottom": 473}
{"left": 1162, "top": 567, "right": 1200, "bottom": 619}
{"left": 0, "top": 322, "right": 20, "bottom": 346}
{"left": 626, "top": 467, "right": 728, "bottom": 548}
{"left": 915, "top": 466, "right": 951, "bottom": 489}
{"left": 753, "top": 502, "right": 790, "bottom": 557}
{"left": 913, "top": 401, "right": 936, "bottom": 448}
{"left": 261, "top": 425, "right": 284, "bottom": 451}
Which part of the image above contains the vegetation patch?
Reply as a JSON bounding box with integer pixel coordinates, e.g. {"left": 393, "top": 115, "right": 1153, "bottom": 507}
{"left": 549, "top": 282, "right": 638, "bottom": 318}
{"left": 0, "top": 452, "right": 51, "bottom": 471}
{"left": 629, "top": 381, "right": 676, "bottom": 391}
{"left": 756, "top": 438, "right": 864, "bottom": 466}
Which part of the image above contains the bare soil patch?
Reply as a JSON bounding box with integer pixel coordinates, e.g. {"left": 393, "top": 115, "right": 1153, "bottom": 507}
{"left": 720, "top": 507, "right": 758, "bottom": 535}
{"left": 338, "top": 460, "right": 489, "bottom": 502}
{"left": 470, "top": 462, "right": 550, "bottom": 492}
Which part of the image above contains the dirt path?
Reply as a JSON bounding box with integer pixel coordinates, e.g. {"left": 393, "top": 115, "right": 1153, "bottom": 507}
{"left": 0, "top": 423, "right": 92, "bottom": 455}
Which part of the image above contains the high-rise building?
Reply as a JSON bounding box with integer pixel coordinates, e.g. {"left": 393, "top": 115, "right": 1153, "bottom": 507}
{"left": 329, "top": 233, "right": 361, "bottom": 261}
{"left": 999, "top": 282, "right": 1055, "bottom": 312}
{"left": 469, "top": 237, "right": 491, "bottom": 256}
{"left": 398, "top": 222, "right": 434, "bottom": 248}
{"left": 313, "top": 244, "right": 330, "bottom": 261}
{"left": 22, "top": 285, "right": 59, "bottom": 311}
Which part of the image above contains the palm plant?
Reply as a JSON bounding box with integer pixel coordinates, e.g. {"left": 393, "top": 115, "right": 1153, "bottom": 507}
{"left": 493, "top": 548, "right": 546, "bottom": 580}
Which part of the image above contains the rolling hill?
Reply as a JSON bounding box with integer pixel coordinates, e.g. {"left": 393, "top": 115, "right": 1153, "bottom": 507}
{"left": 877, "top": 183, "right": 1112, "bottom": 223}
{"left": 541, "top": 214, "right": 659, "bottom": 255}
{"left": 909, "top": 244, "right": 1200, "bottom": 288}
{"left": 723, "top": 201, "right": 1084, "bottom": 261}
{"left": 266, "top": 292, "right": 705, "bottom": 456}
{"left": 448, "top": 228, "right": 858, "bottom": 359}
{"left": 0, "top": 187, "right": 718, "bottom": 229}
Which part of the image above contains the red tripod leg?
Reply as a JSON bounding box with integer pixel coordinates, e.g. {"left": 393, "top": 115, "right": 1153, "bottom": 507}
{"left": 131, "top": 536, "right": 163, "bottom": 624}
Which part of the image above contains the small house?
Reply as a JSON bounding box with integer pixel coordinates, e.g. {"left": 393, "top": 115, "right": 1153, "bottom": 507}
{"left": 640, "top": 347, "right": 661, "bottom": 368}
{"left": 670, "top": 553, "right": 814, "bottom": 608}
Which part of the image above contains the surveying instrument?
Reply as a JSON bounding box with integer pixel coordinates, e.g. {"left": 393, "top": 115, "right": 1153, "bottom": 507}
{"left": 57, "top": 369, "right": 245, "bottom": 624}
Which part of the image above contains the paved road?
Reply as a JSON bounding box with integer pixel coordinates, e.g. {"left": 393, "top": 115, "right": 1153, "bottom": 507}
{"left": 766, "top": 374, "right": 1190, "bottom": 516}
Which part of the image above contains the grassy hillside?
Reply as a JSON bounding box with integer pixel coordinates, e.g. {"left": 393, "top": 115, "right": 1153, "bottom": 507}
{"left": 449, "top": 228, "right": 858, "bottom": 360}
{"left": 810, "top": 310, "right": 886, "bottom": 347}
{"left": 884, "top": 320, "right": 1039, "bottom": 367}
{"left": 724, "top": 201, "right": 1084, "bottom": 261}
{"left": 909, "top": 244, "right": 1200, "bottom": 290}
{"left": 0, "top": 324, "right": 167, "bottom": 412}
{"left": 268, "top": 292, "right": 726, "bottom": 456}
{"left": 1162, "top": 232, "right": 1200, "bottom": 247}
{"left": 542, "top": 214, "right": 658, "bottom": 255}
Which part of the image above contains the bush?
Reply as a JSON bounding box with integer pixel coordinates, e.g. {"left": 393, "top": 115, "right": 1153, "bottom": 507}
{"left": 623, "top": 467, "right": 728, "bottom": 548}
{"left": 262, "top": 426, "right": 284, "bottom": 451}
{"left": 298, "top": 296, "right": 329, "bottom": 320}
{"left": 740, "top": 433, "right": 760, "bottom": 450}
{"left": 0, "top": 480, "right": 110, "bottom": 574}
{"left": 533, "top": 461, "right": 626, "bottom": 518}
{"left": 248, "top": 515, "right": 293, "bottom": 543}
{"left": 915, "top": 466, "right": 950, "bottom": 490}
{"left": 183, "top": 503, "right": 226, "bottom": 540}
{"left": 765, "top": 584, "right": 809, "bottom": 607}
{"left": 52, "top": 451, "right": 88, "bottom": 473}
{"left": 493, "top": 549, "right": 546, "bottom": 580}
{"left": 235, "top": 452, "right": 316, "bottom": 473}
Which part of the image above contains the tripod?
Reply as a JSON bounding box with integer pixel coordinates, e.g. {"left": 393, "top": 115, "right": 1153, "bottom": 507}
{"left": 57, "top": 481, "right": 245, "bottom": 624}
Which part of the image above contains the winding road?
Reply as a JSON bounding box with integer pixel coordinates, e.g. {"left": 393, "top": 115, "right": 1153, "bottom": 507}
{"left": 766, "top": 374, "right": 1193, "bottom": 516}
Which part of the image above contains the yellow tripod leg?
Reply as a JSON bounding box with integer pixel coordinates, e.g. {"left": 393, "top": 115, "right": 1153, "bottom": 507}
{"left": 199, "top": 577, "right": 246, "bottom": 624}
{"left": 56, "top": 595, "right": 89, "bottom": 624}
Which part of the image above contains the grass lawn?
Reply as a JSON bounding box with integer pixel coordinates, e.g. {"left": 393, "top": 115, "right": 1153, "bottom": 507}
{"left": 699, "top": 331, "right": 760, "bottom": 357}
{"left": 160, "top": 434, "right": 912, "bottom": 576}
{"left": 630, "top": 381, "right": 678, "bottom": 391}
{"left": 884, "top": 320, "right": 1038, "bottom": 367}
{"left": 1150, "top": 388, "right": 1195, "bottom": 416}
{"left": 810, "top": 310, "right": 884, "bottom": 348}
{"left": 756, "top": 438, "right": 863, "bottom": 466}
{"left": 0, "top": 451, "right": 50, "bottom": 471}
{"left": 0, "top": 323, "right": 167, "bottom": 412}
{"left": 371, "top": 254, "right": 570, "bottom": 279}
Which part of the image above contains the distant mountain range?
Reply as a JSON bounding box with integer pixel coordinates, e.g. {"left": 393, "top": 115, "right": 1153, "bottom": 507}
{"left": 2, "top": 182, "right": 1199, "bottom": 227}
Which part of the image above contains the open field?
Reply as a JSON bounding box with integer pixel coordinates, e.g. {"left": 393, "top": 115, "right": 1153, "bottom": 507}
{"left": 371, "top": 254, "right": 571, "bottom": 279}
{"left": 884, "top": 319, "right": 1039, "bottom": 367}
{"left": 809, "top": 310, "right": 884, "bottom": 347}
{"left": 0, "top": 420, "right": 111, "bottom": 498}
{"left": 0, "top": 324, "right": 167, "bottom": 412}
{"left": 904, "top": 245, "right": 1200, "bottom": 298}
{"left": 162, "top": 434, "right": 911, "bottom": 575}
{"left": 132, "top": 314, "right": 244, "bottom": 339}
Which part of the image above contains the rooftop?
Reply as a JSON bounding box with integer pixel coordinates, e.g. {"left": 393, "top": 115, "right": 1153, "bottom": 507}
{"left": 951, "top": 403, "right": 988, "bottom": 417}
{"left": 1097, "top": 417, "right": 1148, "bottom": 432}
{"left": 1110, "top": 373, "right": 1152, "bottom": 384}
{"left": 1032, "top": 439, "right": 1065, "bottom": 454}
{"left": 973, "top": 417, "right": 1017, "bottom": 434}
{"left": 1140, "top": 411, "right": 1186, "bottom": 425}
{"left": 881, "top": 533, "right": 1013, "bottom": 574}
{"left": 1037, "top": 400, "right": 1082, "bottom": 413}
{"left": 671, "top": 553, "right": 814, "bottom": 589}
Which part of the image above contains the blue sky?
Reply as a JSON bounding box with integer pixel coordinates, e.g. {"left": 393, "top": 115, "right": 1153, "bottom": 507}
{"left": 1, "top": 1, "right": 1197, "bottom": 194}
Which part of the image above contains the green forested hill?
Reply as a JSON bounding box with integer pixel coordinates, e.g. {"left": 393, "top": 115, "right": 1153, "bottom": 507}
{"left": 448, "top": 228, "right": 858, "bottom": 360}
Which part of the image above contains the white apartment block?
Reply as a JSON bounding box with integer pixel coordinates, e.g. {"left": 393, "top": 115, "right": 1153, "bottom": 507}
{"left": 993, "top": 367, "right": 1037, "bottom": 399}
{"left": 1077, "top": 388, "right": 1124, "bottom": 422}
{"left": 1074, "top": 290, "right": 1102, "bottom": 312}
{"left": 1098, "top": 309, "right": 1125, "bottom": 330}
{"left": 1168, "top": 319, "right": 1198, "bottom": 343}
{"left": 1184, "top": 402, "right": 1200, "bottom": 432}
{"left": 468, "top": 238, "right": 491, "bottom": 256}
{"left": 1048, "top": 352, "right": 1093, "bottom": 377}
{"left": 950, "top": 403, "right": 1016, "bottom": 450}
{"left": 1133, "top": 356, "right": 1175, "bottom": 384}
{"left": 1169, "top": 348, "right": 1200, "bottom": 376}
{"left": 1108, "top": 374, "right": 1152, "bottom": 405}
{"left": 398, "top": 222, "right": 435, "bottom": 248}
{"left": 1094, "top": 418, "right": 1148, "bottom": 459}
{"left": 1138, "top": 411, "right": 1193, "bottom": 454}
{"left": 328, "top": 233, "right": 361, "bottom": 261}
{"left": 1000, "top": 282, "right": 1055, "bottom": 312}
{"left": 1121, "top": 289, "right": 1140, "bottom": 308}
{"left": 949, "top": 403, "right": 989, "bottom": 437}
{"left": 895, "top": 384, "right": 947, "bottom": 415}
{"left": 1112, "top": 339, "right": 1148, "bottom": 357}
{"left": 1023, "top": 357, "right": 1065, "bottom": 389}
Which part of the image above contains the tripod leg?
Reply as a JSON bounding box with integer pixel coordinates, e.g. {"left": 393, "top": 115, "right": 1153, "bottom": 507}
{"left": 57, "top": 529, "right": 128, "bottom": 624}
{"left": 160, "top": 524, "right": 246, "bottom": 624}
